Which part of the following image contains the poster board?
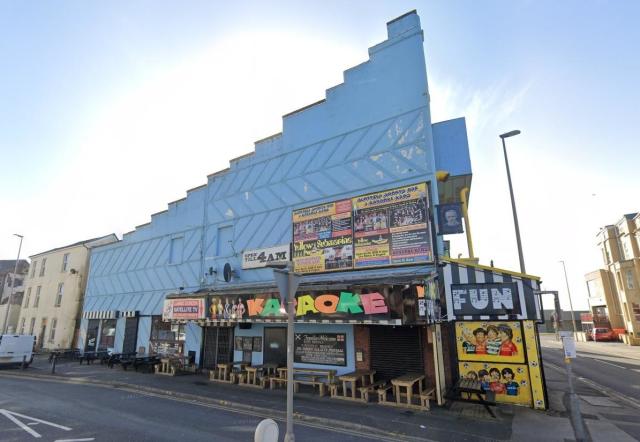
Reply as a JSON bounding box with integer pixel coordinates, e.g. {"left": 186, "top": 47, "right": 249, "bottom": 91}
{"left": 353, "top": 183, "right": 431, "bottom": 268}
{"left": 455, "top": 321, "right": 525, "bottom": 363}
{"left": 292, "top": 200, "right": 353, "bottom": 273}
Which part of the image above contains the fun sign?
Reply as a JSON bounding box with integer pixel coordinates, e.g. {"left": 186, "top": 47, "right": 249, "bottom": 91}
{"left": 227, "top": 291, "right": 390, "bottom": 319}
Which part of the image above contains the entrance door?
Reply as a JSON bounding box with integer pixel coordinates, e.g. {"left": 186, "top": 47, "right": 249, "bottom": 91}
{"left": 370, "top": 326, "right": 424, "bottom": 380}
{"left": 85, "top": 319, "right": 99, "bottom": 352}
{"left": 263, "top": 327, "right": 287, "bottom": 366}
{"left": 202, "top": 327, "right": 234, "bottom": 370}
{"left": 38, "top": 318, "right": 48, "bottom": 350}
{"left": 122, "top": 317, "right": 139, "bottom": 354}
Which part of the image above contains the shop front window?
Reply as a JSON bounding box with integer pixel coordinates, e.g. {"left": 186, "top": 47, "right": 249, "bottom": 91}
{"left": 98, "top": 319, "right": 117, "bottom": 350}
{"left": 149, "top": 315, "right": 184, "bottom": 356}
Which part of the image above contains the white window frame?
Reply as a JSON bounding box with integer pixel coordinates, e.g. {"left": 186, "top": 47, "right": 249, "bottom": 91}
{"left": 24, "top": 287, "right": 31, "bottom": 308}
{"left": 55, "top": 283, "right": 64, "bottom": 307}
{"left": 19, "top": 317, "right": 26, "bottom": 334}
{"left": 39, "top": 258, "right": 46, "bottom": 277}
{"left": 34, "top": 286, "right": 41, "bottom": 308}
{"left": 29, "top": 318, "right": 36, "bottom": 335}
{"left": 62, "top": 253, "right": 70, "bottom": 272}
{"left": 49, "top": 318, "right": 57, "bottom": 342}
{"left": 30, "top": 261, "right": 37, "bottom": 277}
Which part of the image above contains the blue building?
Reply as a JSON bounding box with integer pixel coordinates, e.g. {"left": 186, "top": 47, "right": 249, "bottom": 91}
{"left": 80, "top": 11, "right": 476, "bottom": 397}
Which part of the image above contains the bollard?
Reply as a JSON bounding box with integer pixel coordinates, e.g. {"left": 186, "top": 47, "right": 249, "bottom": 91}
{"left": 51, "top": 354, "right": 57, "bottom": 374}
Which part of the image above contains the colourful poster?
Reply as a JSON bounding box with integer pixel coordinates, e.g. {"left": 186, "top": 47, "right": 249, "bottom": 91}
{"left": 292, "top": 200, "right": 353, "bottom": 273}
{"left": 455, "top": 321, "right": 525, "bottom": 364}
{"left": 458, "top": 361, "right": 532, "bottom": 406}
{"left": 353, "top": 183, "right": 432, "bottom": 268}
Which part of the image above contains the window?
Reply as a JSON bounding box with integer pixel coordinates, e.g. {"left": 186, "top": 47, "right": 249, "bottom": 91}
{"left": 61, "top": 253, "right": 70, "bottom": 272}
{"left": 49, "top": 318, "right": 57, "bottom": 342}
{"left": 98, "top": 319, "right": 116, "bottom": 350}
{"left": 30, "top": 261, "right": 37, "bottom": 277}
{"left": 34, "top": 286, "right": 41, "bottom": 308}
{"left": 29, "top": 318, "right": 36, "bottom": 335}
{"left": 150, "top": 315, "right": 183, "bottom": 355}
{"left": 54, "top": 283, "right": 64, "bottom": 307}
{"left": 19, "top": 318, "right": 25, "bottom": 334}
{"left": 169, "top": 237, "right": 184, "bottom": 264}
{"left": 626, "top": 270, "right": 636, "bottom": 290}
{"left": 617, "top": 272, "right": 624, "bottom": 292}
{"left": 39, "top": 258, "right": 46, "bottom": 276}
{"left": 23, "top": 288, "right": 31, "bottom": 308}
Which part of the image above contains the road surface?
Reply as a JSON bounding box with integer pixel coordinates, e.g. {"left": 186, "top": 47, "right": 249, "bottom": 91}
{"left": 0, "top": 376, "right": 384, "bottom": 442}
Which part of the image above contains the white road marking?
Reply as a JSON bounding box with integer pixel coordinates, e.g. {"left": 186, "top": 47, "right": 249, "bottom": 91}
{"left": 590, "top": 358, "right": 626, "bottom": 369}
{"left": 54, "top": 438, "right": 95, "bottom": 442}
{"left": 0, "top": 409, "right": 72, "bottom": 438}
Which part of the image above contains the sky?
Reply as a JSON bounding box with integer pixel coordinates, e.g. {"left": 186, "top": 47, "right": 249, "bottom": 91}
{"left": 1, "top": 1, "right": 639, "bottom": 312}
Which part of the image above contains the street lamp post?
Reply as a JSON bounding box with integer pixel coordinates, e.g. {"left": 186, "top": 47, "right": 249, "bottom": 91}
{"left": 560, "top": 260, "right": 578, "bottom": 336}
{"left": 270, "top": 263, "right": 301, "bottom": 442}
{"left": 500, "top": 130, "right": 526, "bottom": 274}
{"left": 2, "top": 234, "right": 24, "bottom": 334}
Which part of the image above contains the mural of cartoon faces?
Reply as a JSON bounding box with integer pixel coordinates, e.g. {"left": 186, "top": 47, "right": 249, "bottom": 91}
{"left": 460, "top": 361, "right": 530, "bottom": 405}
{"left": 456, "top": 321, "right": 524, "bottom": 363}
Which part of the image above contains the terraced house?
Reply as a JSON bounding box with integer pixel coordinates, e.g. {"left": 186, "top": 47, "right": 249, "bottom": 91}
{"left": 17, "top": 235, "right": 117, "bottom": 350}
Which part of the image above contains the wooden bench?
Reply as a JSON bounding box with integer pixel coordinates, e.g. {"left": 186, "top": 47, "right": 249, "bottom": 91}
{"left": 357, "top": 380, "right": 388, "bottom": 403}
{"left": 377, "top": 384, "right": 394, "bottom": 404}
{"left": 419, "top": 388, "right": 435, "bottom": 411}
{"left": 293, "top": 374, "right": 329, "bottom": 396}
{"left": 447, "top": 379, "right": 497, "bottom": 418}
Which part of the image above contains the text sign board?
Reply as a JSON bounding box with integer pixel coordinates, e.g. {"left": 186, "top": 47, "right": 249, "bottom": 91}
{"left": 242, "top": 244, "right": 290, "bottom": 269}
{"left": 561, "top": 335, "right": 577, "bottom": 358}
{"left": 451, "top": 282, "right": 521, "bottom": 317}
{"left": 294, "top": 333, "right": 346, "bottom": 366}
{"left": 163, "top": 298, "right": 206, "bottom": 321}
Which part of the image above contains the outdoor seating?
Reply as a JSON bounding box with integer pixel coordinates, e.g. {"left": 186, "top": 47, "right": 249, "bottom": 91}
{"left": 333, "top": 369, "right": 376, "bottom": 402}
{"left": 377, "top": 373, "right": 431, "bottom": 411}
{"left": 269, "top": 367, "right": 336, "bottom": 396}
{"left": 357, "top": 380, "right": 388, "bottom": 403}
{"left": 447, "top": 378, "right": 496, "bottom": 418}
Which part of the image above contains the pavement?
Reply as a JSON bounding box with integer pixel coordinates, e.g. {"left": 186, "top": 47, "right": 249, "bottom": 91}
{"left": 0, "top": 341, "right": 638, "bottom": 441}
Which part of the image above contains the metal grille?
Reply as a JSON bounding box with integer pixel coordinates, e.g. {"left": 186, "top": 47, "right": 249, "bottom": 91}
{"left": 369, "top": 325, "right": 424, "bottom": 381}
{"left": 202, "top": 327, "right": 234, "bottom": 369}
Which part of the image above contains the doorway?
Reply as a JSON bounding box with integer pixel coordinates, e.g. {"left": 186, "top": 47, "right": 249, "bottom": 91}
{"left": 202, "top": 327, "right": 233, "bottom": 370}
{"left": 85, "top": 319, "right": 99, "bottom": 352}
{"left": 263, "top": 327, "right": 287, "bottom": 366}
{"left": 122, "top": 317, "right": 139, "bottom": 354}
{"left": 370, "top": 325, "right": 423, "bottom": 380}
{"left": 38, "top": 318, "right": 48, "bottom": 350}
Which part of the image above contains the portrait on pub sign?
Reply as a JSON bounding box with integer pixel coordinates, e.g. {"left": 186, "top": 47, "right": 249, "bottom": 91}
{"left": 456, "top": 321, "right": 525, "bottom": 363}
{"left": 437, "top": 203, "right": 464, "bottom": 235}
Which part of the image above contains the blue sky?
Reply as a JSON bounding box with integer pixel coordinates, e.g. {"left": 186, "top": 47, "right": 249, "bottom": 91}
{"left": 1, "top": 1, "right": 639, "bottom": 311}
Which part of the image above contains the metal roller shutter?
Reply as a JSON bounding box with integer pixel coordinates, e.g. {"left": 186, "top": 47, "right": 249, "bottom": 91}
{"left": 370, "top": 325, "right": 424, "bottom": 380}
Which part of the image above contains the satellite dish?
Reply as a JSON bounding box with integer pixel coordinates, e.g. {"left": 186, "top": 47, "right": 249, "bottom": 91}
{"left": 223, "top": 263, "right": 234, "bottom": 283}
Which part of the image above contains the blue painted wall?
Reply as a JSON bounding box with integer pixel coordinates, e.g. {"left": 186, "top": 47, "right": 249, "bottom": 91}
{"left": 82, "top": 11, "right": 471, "bottom": 352}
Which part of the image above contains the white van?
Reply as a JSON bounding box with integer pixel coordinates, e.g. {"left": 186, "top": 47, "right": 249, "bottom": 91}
{"left": 0, "top": 335, "right": 35, "bottom": 367}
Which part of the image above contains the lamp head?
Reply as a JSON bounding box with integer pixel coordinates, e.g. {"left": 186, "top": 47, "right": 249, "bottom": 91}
{"left": 500, "top": 130, "right": 521, "bottom": 139}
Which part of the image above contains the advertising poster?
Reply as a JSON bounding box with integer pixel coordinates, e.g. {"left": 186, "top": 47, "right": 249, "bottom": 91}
{"left": 292, "top": 199, "right": 353, "bottom": 273}
{"left": 455, "top": 321, "right": 525, "bottom": 363}
{"left": 294, "top": 333, "right": 347, "bottom": 366}
{"left": 162, "top": 298, "right": 206, "bottom": 321}
{"left": 353, "top": 183, "right": 432, "bottom": 268}
{"left": 458, "top": 361, "right": 532, "bottom": 406}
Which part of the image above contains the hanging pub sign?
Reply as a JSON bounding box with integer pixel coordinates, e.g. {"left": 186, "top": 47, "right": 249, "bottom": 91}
{"left": 294, "top": 333, "right": 347, "bottom": 366}
{"left": 437, "top": 203, "right": 464, "bottom": 235}
{"left": 208, "top": 290, "right": 396, "bottom": 322}
{"left": 451, "top": 282, "right": 521, "bottom": 317}
{"left": 353, "top": 183, "right": 432, "bottom": 268}
{"left": 162, "top": 298, "right": 206, "bottom": 321}
{"left": 292, "top": 199, "right": 353, "bottom": 273}
{"left": 242, "top": 244, "right": 290, "bottom": 269}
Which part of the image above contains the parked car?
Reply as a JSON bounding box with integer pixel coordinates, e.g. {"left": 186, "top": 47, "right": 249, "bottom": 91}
{"left": 0, "top": 334, "right": 35, "bottom": 366}
{"left": 588, "top": 328, "right": 618, "bottom": 342}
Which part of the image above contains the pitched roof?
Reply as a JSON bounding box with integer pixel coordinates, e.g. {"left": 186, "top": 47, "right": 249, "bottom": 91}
{"left": 30, "top": 234, "right": 118, "bottom": 258}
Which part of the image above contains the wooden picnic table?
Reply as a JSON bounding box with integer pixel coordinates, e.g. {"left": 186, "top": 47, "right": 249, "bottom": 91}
{"left": 337, "top": 370, "right": 377, "bottom": 400}
{"left": 390, "top": 373, "right": 425, "bottom": 407}
{"left": 448, "top": 378, "right": 496, "bottom": 418}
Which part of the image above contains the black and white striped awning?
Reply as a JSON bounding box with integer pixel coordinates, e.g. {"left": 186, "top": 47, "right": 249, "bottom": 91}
{"left": 442, "top": 259, "right": 541, "bottom": 322}
{"left": 120, "top": 310, "right": 139, "bottom": 318}
{"left": 172, "top": 318, "right": 403, "bottom": 327}
{"left": 83, "top": 310, "right": 118, "bottom": 320}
